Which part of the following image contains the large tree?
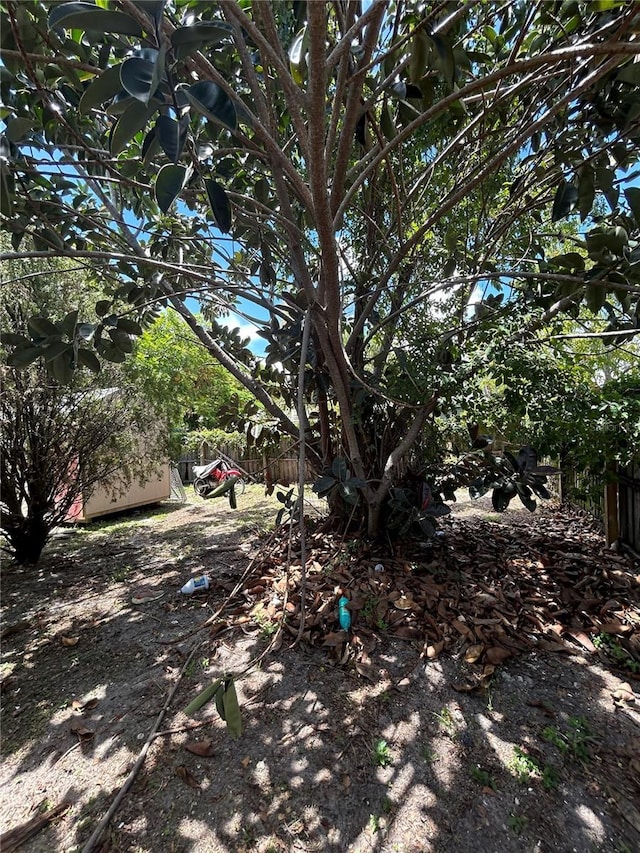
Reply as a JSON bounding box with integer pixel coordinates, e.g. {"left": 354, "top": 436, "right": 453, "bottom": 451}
{"left": 1, "top": 244, "right": 165, "bottom": 564}
{"left": 1, "top": 1, "right": 639, "bottom": 535}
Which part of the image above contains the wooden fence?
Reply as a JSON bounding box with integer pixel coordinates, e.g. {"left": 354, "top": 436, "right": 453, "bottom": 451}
{"left": 178, "top": 440, "right": 313, "bottom": 486}
{"left": 559, "top": 456, "right": 639, "bottom": 556}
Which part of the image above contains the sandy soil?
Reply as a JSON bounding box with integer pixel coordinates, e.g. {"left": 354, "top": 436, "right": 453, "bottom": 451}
{"left": 1, "top": 487, "right": 639, "bottom": 853}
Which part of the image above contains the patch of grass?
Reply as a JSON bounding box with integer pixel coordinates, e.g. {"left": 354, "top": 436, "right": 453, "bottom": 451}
{"left": 593, "top": 632, "right": 639, "bottom": 674}
{"left": 508, "top": 813, "right": 528, "bottom": 835}
{"left": 252, "top": 606, "right": 279, "bottom": 638}
{"left": 470, "top": 765, "right": 497, "bottom": 790}
{"left": 431, "top": 707, "right": 456, "bottom": 736}
{"left": 421, "top": 745, "right": 436, "bottom": 764}
{"left": 373, "top": 738, "right": 393, "bottom": 768}
{"left": 509, "top": 747, "right": 559, "bottom": 791}
{"left": 542, "top": 716, "right": 593, "bottom": 762}
{"left": 110, "top": 564, "right": 132, "bottom": 583}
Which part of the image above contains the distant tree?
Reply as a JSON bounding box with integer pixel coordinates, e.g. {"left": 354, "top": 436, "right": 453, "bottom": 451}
{"left": 1, "top": 244, "right": 164, "bottom": 564}
{"left": 125, "top": 309, "right": 256, "bottom": 453}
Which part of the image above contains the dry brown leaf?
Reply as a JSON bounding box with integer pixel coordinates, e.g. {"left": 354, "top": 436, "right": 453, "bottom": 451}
{"left": 240, "top": 756, "right": 251, "bottom": 768}
{"left": 61, "top": 636, "right": 79, "bottom": 647}
{"left": 175, "top": 765, "right": 200, "bottom": 788}
{"left": 451, "top": 679, "right": 483, "bottom": 693}
{"left": 70, "top": 719, "right": 94, "bottom": 741}
{"left": 184, "top": 739, "right": 215, "bottom": 757}
{"left": 566, "top": 631, "right": 597, "bottom": 653}
{"left": 464, "top": 644, "right": 484, "bottom": 664}
{"left": 393, "top": 596, "right": 414, "bottom": 611}
{"left": 612, "top": 683, "right": 636, "bottom": 704}
{"left": 599, "top": 621, "right": 632, "bottom": 635}
{"left": 485, "top": 646, "right": 512, "bottom": 665}
{"left": 322, "top": 630, "right": 348, "bottom": 646}
{"left": 426, "top": 640, "right": 444, "bottom": 659}
{"left": 355, "top": 662, "right": 377, "bottom": 681}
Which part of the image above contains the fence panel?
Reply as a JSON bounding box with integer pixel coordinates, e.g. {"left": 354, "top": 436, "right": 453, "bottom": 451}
{"left": 618, "top": 461, "right": 640, "bottom": 554}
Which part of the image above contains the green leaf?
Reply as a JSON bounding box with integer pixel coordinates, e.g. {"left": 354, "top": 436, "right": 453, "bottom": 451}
{"left": 49, "top": 352, "right": 74, "bottom": 384}
{"left": 222, "top": 680, "right": 242, "bottom": 739}
{"left": 183, "top": 679, "right": 223, "bottom": 717}
{"left": 76, "top": 348, "right": 101, "bottom": 372}
{"left": 215, "top": 683, "right": 226, "bottom": 720}
{"left": 585, "top": 282, "right": 607, "bottom": 314}
{"left": 79, "top": 64, "right": 123, "bottom": 113}
{"left": 409, "top": 28, "right": 429, "bottom": 84}
{"left": 95, "top": 300, "right": 111, "bottom": 317}
{"left": 155, "top": 164, "right": 187, "bottom": 213}
{"left": 331, "top": 457, "right": 349, "bottom": 481}
{"left": 120, "top": 57, "right": 157, "bottom": 103}
{"left": 205, "top": 179, "right": 232, "bottom": 233}
{"left": 551, "top": 180, "right": 578, "bottom": 222}
{"left": 5, "top": 118, "right": 35, "bottom": 143}
{"left": 428, "top": 34, "right": 456, "bottom": 89}
{"left": 28, "top": 316, "right": 59, "bottom": 338}
{"left": 624, "top": 187, "right": 640, "bottom": 227}
{"left": 97, "top": 342, "right": 126, "bottom": 363}
{"left": 48, "top": 3, "right": 142, "bottom": 36}
{"left": 155, "top": 115, "right": 187, "bottom": 163}
{"left": 185, "top": 82, "right": 237, "bottom": 131}
{"left": 7, "top": 347, "right": 42, "bottom": 368}
{"left": 288, "top": 26, "right": 308, "bottom": 84}
{"left": 0, "top": 166, "right": 14, "bottom": 217}
{"left": 117, "top": 317, "right": 143, "bottom": 336}
{"left": 170, "top": 21, "right": 233, "bottom": 60}
{"left": 577, "top": 165, "right": 595, "bottom": 222}
{"left": 110, "top": 99, "right": 159, "bottom": 156}
{"left": 0, "top": 332, "right": 28, "bottom": 346}
{"left": 108, "top": 328, "right": 134, "bottom": 352}
{"left": 43, "top": 340, "right": 73, "bottom": 362}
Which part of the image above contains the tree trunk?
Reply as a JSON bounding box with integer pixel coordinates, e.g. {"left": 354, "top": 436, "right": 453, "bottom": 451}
{"left": 5, "top": 512, "right": 50, "bottom": 565}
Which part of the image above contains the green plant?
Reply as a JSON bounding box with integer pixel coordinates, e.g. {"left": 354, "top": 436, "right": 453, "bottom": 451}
{"left": 470, "top": 765, "right": 496, "bottom": 790}
{"left": 110, "top": 565, "right": 131, "bottom": 583}
{"left": 368, "top": 814, "right": 380, "bottom": 834}
{"left": 508, "top": 813, "right": 528, "bottom": 835}
{"left": 431, "top": 708, "right": 456, "bottom": 736}
{"left": 593, "top": 633, "right": 640, "bottom": 674}
{"left": 510, "top": 746, "right": 558, "bottom": 790}
{"left": 376, "top": 616, "right": 389, "bottom": 632}
{"left": 373, "top": 739, "right": 393, "bottom": 768}
{"left": 421, "top": 745, "right": 436, "bottom": 764}
{"left": 542, "top": 717, "right": 593, "bottom": 762}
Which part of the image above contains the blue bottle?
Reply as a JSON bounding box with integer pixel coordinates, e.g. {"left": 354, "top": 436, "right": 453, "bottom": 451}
{"left": 338, "top": 596, "right": 351, "bottom": 630}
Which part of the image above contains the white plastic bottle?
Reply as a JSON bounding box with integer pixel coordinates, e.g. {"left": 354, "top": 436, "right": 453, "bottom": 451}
{"left": 180, "top": 575, "right": 210, "bottom": 594}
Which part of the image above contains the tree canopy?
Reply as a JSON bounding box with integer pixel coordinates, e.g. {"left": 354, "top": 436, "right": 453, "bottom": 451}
{"left": 1, "top": 0, "right": 640, "bottom": 534}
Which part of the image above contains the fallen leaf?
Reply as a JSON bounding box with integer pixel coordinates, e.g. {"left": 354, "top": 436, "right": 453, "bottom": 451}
{"left": 61, "top": 636, "right": 79, "bottom": 647}
{"left": 426, "top": 640, "right": 444, "bottom": 659}
{"left": 464, "top": 644, "right": 484, "bottom": 664}
{"left": 70, "top": 719, "right": 94, "bottom": 741}
{"left": 175, "top": 764, "right": 200, "bottom": 788}
{"left": 485, "top": 646, "right": 512, "bottom": 665}
{"left": 393, "top": 596, "right": 414, "bottom": 610}
{"left": 240, "top": 756, "right": 251, "bottom": 768}
{"left": 599, "top": 621, "right": 632, "bottom": 635}
{"left": 184, "top": 739, "right": 215, "bottom": 757}
{"left": 566, "top": 631, "right": 597, "bottom": 653}
{"left": 355, "top": 662, "right": 377, "bottom": 681}
{"left": 322, "top": 631, "right": 348, "bottom": 646}
{"left": 612, "top": 683, "right": 636, "bottom": 704}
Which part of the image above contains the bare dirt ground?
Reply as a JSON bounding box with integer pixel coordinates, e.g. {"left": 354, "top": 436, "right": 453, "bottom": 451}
{"left": 1, "top": 486, "right": 639, "bottom": 853}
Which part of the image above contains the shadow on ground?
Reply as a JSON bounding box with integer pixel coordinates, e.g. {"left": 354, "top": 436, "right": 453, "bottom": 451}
{"left": 1, "top": 489, "right": 638, "bottom": 853}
